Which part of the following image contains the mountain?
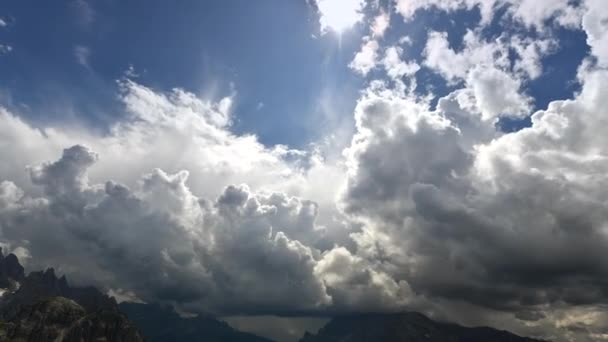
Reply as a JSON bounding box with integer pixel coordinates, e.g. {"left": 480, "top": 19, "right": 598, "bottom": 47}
{"left": 300, "top": 312, "right": 548, "bottom": 342}
{"left": 0, "top": 250, "right": 145, "bottom": 342}
{"left": 0, "top": 251, "right": 550, "bottom": 342}
{"left": 120, "top": 302, "right": 274, "bottom": 342}
{"left": 0, "top": 296, "right": 143, "bottom": 342}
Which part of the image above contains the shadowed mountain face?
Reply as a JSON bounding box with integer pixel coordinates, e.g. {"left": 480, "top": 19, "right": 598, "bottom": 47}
{"left": 300, "top": 313, "right": 548, "bottom": 342}
{"left": 0, "top": 253, "right": 24, "bottom": 289}
{"left": 0, "top": 251, "right": 553, "bottom": 342}
{"left": 0, "top": 250, "right": 145, "bottom": 342}
{"left": 0, "top": 297, "right": 143, "bottom": 342}
{"left": 120, "top": 302, "right": 274, "bottom": 342}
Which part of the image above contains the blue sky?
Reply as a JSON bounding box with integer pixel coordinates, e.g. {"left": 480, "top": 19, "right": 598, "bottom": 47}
{"left": 2, "top": 1, "right": 608, "bottom": 341}
{"left": 0, "top": 0, "right": 366, "bottom": 146}
{"left": 0, "top": 0, "right": 588, "bottom": 147}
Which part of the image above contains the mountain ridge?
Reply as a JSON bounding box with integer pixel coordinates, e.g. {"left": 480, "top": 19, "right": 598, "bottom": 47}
{"left": 0, "top": 250, "right": 144, "bottom": 341}
{"left": 299, "top": 312, "right": 549, "bottom": 342}
{"left": 0, "top": 251, "right": 552, "bottom": 342}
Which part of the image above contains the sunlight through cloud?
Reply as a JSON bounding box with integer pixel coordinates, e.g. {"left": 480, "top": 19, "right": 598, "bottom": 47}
{"left": 317, "top": 0, "right": 364, "bottom": 34}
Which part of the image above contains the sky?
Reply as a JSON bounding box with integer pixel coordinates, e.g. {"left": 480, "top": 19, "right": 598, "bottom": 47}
{"left": 0, "top": 0, "right": 608, "bottom": 341}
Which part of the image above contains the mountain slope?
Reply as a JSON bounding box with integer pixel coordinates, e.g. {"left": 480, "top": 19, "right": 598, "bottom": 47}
{"left": 0, "top": 296, "right": 142, "bottom": 342}
{"left": 0, "top": 250, "right": 145, "bottom": 342}
{"left": 300, "top": 313, "right": 548, "bottom": 342}
{"left": 120, "top": 302, "right": 274, "bottom": 342}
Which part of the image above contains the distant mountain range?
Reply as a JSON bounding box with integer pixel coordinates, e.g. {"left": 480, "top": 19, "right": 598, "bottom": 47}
{"left": 0, "top": 251, "right": 549, "bottom": 342}
{"left": 0, "top": 251, "right": 142, "bottom": 341}
{"left": 120, "top": 302, "right": 273, "bottom": 342}
{"left": 300, "top": 312, "right": 547, "bottom": 342}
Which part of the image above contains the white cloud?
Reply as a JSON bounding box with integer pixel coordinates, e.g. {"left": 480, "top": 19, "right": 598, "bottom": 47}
{"left": 465, "top": 65, "right": 531, "bottom": 120}
{"left": 339, "top": 37, "right": 608, "bottom": 339}
{"left": 395, "top": 0, "right": 581, "bottom": 28}
{"left": 398, "top": 35, "right": 413, "bottom": 45}
{"left": 349, "top": 39, "right": 380, "bottom": 76}
{"left": 382, "top": 46, "right": 420, "bottom": 79}
{"left": 395, "top": 0, "right": 499, "bottom": 24}
{"left": 423, "top": 30, "right": 510, "bottom": 82}
{"left": 423, "top": 30, "right": 534, "bottom": 120}
{"left": 582, "top": 0, "right": 608, "bottom": 66}
{"left": 371, "top": 11, "right": 390, "bottom": 38}
{"left": 315, "top": 246, "right": 413, "bottom": 310}
{"left": 0, "top": 79, "right": 403, "bottom": 315}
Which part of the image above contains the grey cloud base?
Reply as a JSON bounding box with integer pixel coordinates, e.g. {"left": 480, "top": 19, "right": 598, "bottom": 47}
{"left": 1, "top": 146, "right": 331, "bottom": 315}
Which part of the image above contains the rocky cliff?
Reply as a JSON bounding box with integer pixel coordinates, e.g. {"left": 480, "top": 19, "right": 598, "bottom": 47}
{"left": 0, "top": 250, "right": 145, "bottom": 342}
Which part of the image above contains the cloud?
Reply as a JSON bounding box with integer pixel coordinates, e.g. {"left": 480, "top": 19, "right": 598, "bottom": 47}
{"left": 0, "top": 45, "right": 12, "bottom": 55}
{"left": 331, "top": 5, "right": 608, "bottom": 336}
{"left": 395, "top": 0, "right": 498, "bottom": 24}
{"left": 74, "top": 45, "right": 91, "bottom": 68}
{"left": 0, "top": 79, "right": 395, "bottom": 316}
{"left": 0, "top": 155, "right": 325, "bottom": 313}
{"left": 7, "top": 60, "right": 597, "bottom": 338}
{"left": 395, "top": 0, "right": 581, "bottom": 28}
{"left": 315, "top": 246, "right": 413, "bottom": 311}
{"left": 371, "top": 11, "right": 390, "bottom": 38}
{"left": 350, "top": 39, "right": 380, "bottom": 76}
{"left": 582, "top": 0, "right": 608, "bottom": 66}
{"left": 339, "top": 43, "right": 608, "bottom": 341}
{"left": 70, "top": 0, "right": 95, "bottom": 28}
{"left": 0, "top": 142, "right": 408, "bottom": 315}
{"left": 423, "top": 30, "right": 550, "bottom": 83}
{"left": 423, "top": 30, "right": 541, "bottom": 120}
{"left": 465, "top": 65, "right": 531, "bottom": 120}
{"left": 3, "top": 1, "right": 608, "bottom": 340}
{"left": 382, "top": 46, "right": 420, "bottom": 80}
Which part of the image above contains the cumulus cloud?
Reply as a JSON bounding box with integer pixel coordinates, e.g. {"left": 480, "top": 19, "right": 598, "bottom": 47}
{"left": 339, "top": 41, "right": 608, "bottom": 342}
{"left": 3, "top": 1, "right": 608, "bottom": 341}
{"left": 0, "top": 79, "right": 396, "bottom": 316}
{"left": 396, "top": 0, "right": 582, "bottom": 28}
{"left": 0, "top": 150, "right": 327, "bottom": 313}
{"left": 0, "top": 79, "right": 338, "bottom": 202}
{"left": 350, "top": 39, "right": 380, "bottom": 76}
{"left": 318, "top": 5, "right": 608, "bottom": 337}
{"left": 582, "top": 0, "right": 608, "bottom": 66}
{"left": 423, "top": 30, "right": 540, "bottom": 120}
{"left": 382, "top": 46, "right": 420, "bottom": 80}
{"left": 371, "top": 11, "right": 390, "bottom": 38}
{"left": 0, "top": 142, "right": 368, "bottom": 315}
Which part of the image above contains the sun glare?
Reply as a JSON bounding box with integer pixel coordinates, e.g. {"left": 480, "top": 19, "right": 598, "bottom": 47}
{"left": 317, "top": 0, "right": 364, "bottom": 34}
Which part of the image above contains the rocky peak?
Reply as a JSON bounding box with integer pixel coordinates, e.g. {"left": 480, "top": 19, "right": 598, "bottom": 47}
{"left": 0, "top": 297, "right": 144, "bottom": 342}
{"left": 0, "top": 249, "right": 24, "bottom": 289}
{"left": 0, "top": 254, "right": 144, "bottom": 341}
{"left": 0, "top": 264, "right": 117, "bottom": 319}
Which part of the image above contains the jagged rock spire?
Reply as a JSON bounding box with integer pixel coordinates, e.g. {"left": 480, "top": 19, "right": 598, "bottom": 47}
{"left": 0, "top": 250, "right": 24, "bottom": 289}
